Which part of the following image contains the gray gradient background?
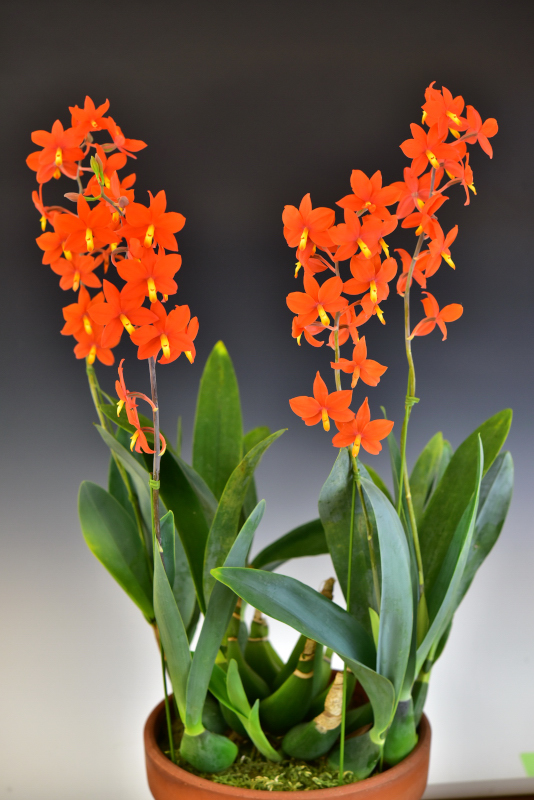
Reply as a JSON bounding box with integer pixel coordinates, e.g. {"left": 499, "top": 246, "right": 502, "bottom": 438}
{"left": 1, "top": 1, "right": 533, "bottom": 797}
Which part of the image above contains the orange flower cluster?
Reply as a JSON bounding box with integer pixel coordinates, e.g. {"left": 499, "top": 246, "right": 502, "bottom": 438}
{"left": 28, "top": 96, "right": 198, "bottom": 371}
{"left": 284, "top": 82, "right": 497, "bottom": 457}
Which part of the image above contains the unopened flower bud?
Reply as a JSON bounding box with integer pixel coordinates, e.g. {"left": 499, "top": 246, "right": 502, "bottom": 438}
{"left": 64, "top": 192, "right": 80, "bottom": 202}
{"left": 118, "top": 196, "right": 129, "bottom": 208}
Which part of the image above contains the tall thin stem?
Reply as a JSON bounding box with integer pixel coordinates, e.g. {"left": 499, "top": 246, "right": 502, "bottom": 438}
{"left": 148, "top": 356, "right": 162, "bottom": 546}
{"left": 333, "top": 260, "right": 342, "bottom": 390}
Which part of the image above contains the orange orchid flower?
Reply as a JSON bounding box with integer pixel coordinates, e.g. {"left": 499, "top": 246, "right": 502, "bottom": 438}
{"left": 332, "top": 397, "right": 394, "bottom": 457}
{"left": 122, "top": 190, "right": 185, "bottom": 251}
{"left": 115, "top": 359, "right": 157, "bottom": 423}
{"left": 104, "top": 116, "right": 147, "bottom": 159}
{"left": 54, "top": 197, "right": 121, "bottom": 254}
{"left": 26, "top": 120, "right": 85, "bottom": 183}
{"left": 286, "top": 274, "right": 347, "bottom": 328}
{"left": 32, "top": 186, "right": 50, "bottom": 231}
{"left": 69, "top": 96, "right": 110, "bottom": 135}
{"left": 401, "top": 193, "right": 448, "bottom": 240}
{"left": 130, "top": 301, "right": 198, "bottom": 364}
{"left": 392, "top": 167, "right": 442, "bottom": 219}
{"left": 464, "top": 106, "right": 498, "bottom": 158}
{"left": 344, "top": 253, "right": 397, "bottom": 306}
{"left": 282, "top": 194, "right": 335, "bottom": 252}
{"left": 395, "top": 248, "right": 427, "bottom": 296}
{"left": 330, "top": 336, "right": 387, "bottom": 388}
{"left": 442, "top": 154, "right": 476, "bottom": 205}
{"left": 51, "top": 253, "right": 101, "bottom": 291}
{"left": 409, "top": 292, "right": 463, "bottom": 341}
{"left": 331, "top": 305, "right": 362, "bottom": 348}
{"left": 118, "top": 239, "right": 181, "bottom": 303}
{"left": 400, "top": 123, "right": 463, "bottom": 176}
{"left": 73, "top": 322, "right": 114, "bottom": 366}
{"left": 337, "top": 170, "right": 401, "bottom": 218}
{"left": 88, "top": 280, "right": 159, "bottom": 348}
{"left": 61, "top": 287, "right": 104, "bottom": 338}
{"left": 289, "top": 371, "right": 354, "bottom": 431}
{"left": 291, "top": 317, "right": 325, "bottom": 348}
{"left": 330, "top": 211, "right": 397, "bottom": 262}
{"left": 421, "top": 83, "right": 466, "bottom": 137}
{"left": 127, "top": 405, "right": 167, "bottom": 456}
{"left": 35, "top": 214, "right": 72, "bottom": 264}
{"left": 293, "top": 242, "right": 330, "bottom": 277}
{"left": 417, "top": 226, "right": 458, "bottom": 278}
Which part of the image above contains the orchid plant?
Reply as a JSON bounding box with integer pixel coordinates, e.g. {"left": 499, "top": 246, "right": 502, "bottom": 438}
{"left": 29, "top": 85, "right": 513, "bottom": 785}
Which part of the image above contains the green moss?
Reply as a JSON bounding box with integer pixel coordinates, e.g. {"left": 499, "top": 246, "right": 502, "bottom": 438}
{"left": 160, "top": 717, "right": 362, "bottom": 791}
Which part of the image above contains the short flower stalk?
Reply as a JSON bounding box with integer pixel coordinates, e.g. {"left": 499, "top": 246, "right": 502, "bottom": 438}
{"left": 30, "top": 85, "right": 513, "bottom": 792}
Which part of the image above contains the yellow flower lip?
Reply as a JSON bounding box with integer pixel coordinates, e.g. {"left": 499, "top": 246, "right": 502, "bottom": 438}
{"left": 54, "top": 147, "right": 63, "bottom": 167}
{"left": 120, "top": 313, "right": 135, "bottom": 334}
{"left": 72, "top": 270, "right": 81, "bottom": 291}
{"left": 376, "top": 304, "right": 385, "bottom": 325}
{"left": 40, "top": 215, "right": 47, "bottom": 231}
{"left": 294, "top": 261, "right": 302, "bottom": 277}
{"left": 160, "top": 333, "right": 171, "bottom": 358}
{"left": 441, "top": 252, "right": 455, "bottom": 269}
{"left": 63, "top": 248, "right": 73, "bottom": 261}
{"left": 185, "top": 350, "right": 194, "bottom": 363}
{"left": 83, "top": 315, "right": 93, "bottom": 335}
{"left": 317, "top": 304, "right": 330, "bottom": 326}
{"left": 144, "top": 224, "right": 155, "bottom": 248}
{"left": 369, "top": 280, "right": 378, "bottom": 304}
{"left": 321, "top": 409, "right": 330, "bottom": 432}
{"left": 299, "top": 227, "right": 309, "bottom": 250}
{"left": 425, "top": 149, "right": 440, "bottom": 169}
{"left": 352, "top": 434, "right": 362, "bottom": 457}
{"left": 446, "top": 111, "right": 461, "bottom": 125}
{"left": 88, "top": 344, "right": 97, "bottom": 365}
{"left": 85, "top": 227, "right": 94, "bottom": 251}
{"left": 130, "top": 429, "right": 140, "bottom": 451}
{"left": 357, "top": 238, "right": 372, "bottom": 259}
{"left": 147, "top": 277, "right": 158, "bottom": 303}
{"left": 379, "top": 237, "right": 389, "bottom": 257}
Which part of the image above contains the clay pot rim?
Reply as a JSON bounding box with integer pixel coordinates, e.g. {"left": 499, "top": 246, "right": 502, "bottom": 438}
{"left": 144, "top": 698, "right": 431, "bottom": 799}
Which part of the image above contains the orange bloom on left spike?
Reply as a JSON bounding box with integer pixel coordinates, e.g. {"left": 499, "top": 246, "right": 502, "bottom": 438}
{"left": 332, "top": 398, "right": 394, "bottom": 457}
{"left": 26, "top": 120, "right": 84, "bottom": 183}
{"left": 122, "top": 191, "right": 185, "bottom": 251}
{"left": 51, "top": 253, "right": 101, "bottom": 291}
{"left": 286, "top": 274, "right": 347, "bottom": 328}
{"left": 289, "top": 372, "right": 354, "bottom": 432}
{"left": 330, "top": 336, "right": 387, "bottom": 388}
{"left": 89, "top": 280, "right": 159, "bottom": 348}
{"left": 73, "top": 323, "right": 114, "bottom": 366}
{"left": 54, "top": 197, "right": 121, "bottom": 254}
{"left": 282, "top": 194, "right": 335, "bottom": 251}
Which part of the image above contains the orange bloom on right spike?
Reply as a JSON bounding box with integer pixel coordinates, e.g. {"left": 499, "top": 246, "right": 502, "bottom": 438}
{"left": 410, "top": 292, "right": 463, "bottom": 341}
{"left": 289, "top": 372, "right": 354, "bottom": 431}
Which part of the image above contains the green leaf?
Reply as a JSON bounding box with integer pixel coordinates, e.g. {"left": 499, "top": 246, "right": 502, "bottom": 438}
{"left": 436, "top": 440, "right": 453, "bottom": 485}
{"left": 159, "top": 511, "right": 176, "bottom": 588}
{"left": 79, "top": 481, "right": 153, "bottom": 621}
{"left": 458, "top": 451, "right": 513, "bottom": 604}
{"left": 155, "top": 449, "right": 218, "bottom": 614}
{"left": 419, "top": 409, "right": 512, "bottom": 597}
{"left": 242, "top": 427, "right": 271, "bottom": 519}
{"left": 361, "top": 476, "right": 413, "bottom": 702}
{"left": 318, "top": 450, "right": 377, "bottom": 637}
{"left": 363, "top": 464, "right": 394, "bottom": 505}
{"left": 153, "top": 547, "right": 191, "bottom": 721}
{"left": 96, "top": 426, "right": 152, "bottom": 536}
{"left": 203, "top": 430, "right": 285, "bottom": 601}
{"left": 185, "top": 501, "right": 265, "bottom": 730}
{"left": 173, "top": 529, "right": 197, "bottom": 633}
{"left": 409, "top": 432, "right": 444, "bottom": 526}
{"left": 212, "top": 567, "right": 396, "bottom": 744}
{"left": 192, "top": 341, "right": 243, "bottom": 500}
{"left": 251, "top": 518, "right": 327, "bottom": 571}
{"left": 108, "top": 429, "right": 135, "bottom": 521}
{"left": 417, "top": 438, "right": 484, "bottom": 674}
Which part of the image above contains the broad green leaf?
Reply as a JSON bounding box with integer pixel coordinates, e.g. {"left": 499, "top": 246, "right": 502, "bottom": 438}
{"left": 212, "top": 567, "right": 396, "bottom": 744}
{"left": 203, "top": 430, "right": 285, "bottom": 601}
{"left": 192, "top": 341, "right": 243, "bottom": 500}
{"left": 108, "top": 428, "right": 135, "bottom": 521}
{"left": 417, "top": 438, "right": 484, "bottom": 674}
{"left": 386, "top": 424, "right": 401, "bottom": 508}
{"left": 154, "top": 448, "right": 218, "bottom": 613}
{"left": 173, "top": 529, "right": 197, "bottom": 632}
{"left": 409, "top": 432, "right": 444, "bottom": 525}
{"left": 96, "top": 426, "right": 152, "bottom": 537}
{"left": 318, "top": 450, "right": 378, "bottom": 637}
{"left": 153, "top": 547, "right": 191, "bottom": 720}
{"left": 79, "top": 481, "right": 153, "bottom": 621}
{"left": 457, "top": 451, "right": 513, "bottom": 603}
{"left": 185, "top": 501, "right": 265, "bottom": 730}
{"left": 242, "top": 426, "right": 271, "bottom": 519}
{"left": 361, "top": 477, "right": 413, "bottom": 702}
{"left": 226, "top": 658, "right": 251, "bottom": 717}
{"left": 363, "top": 464, "right": 394, "bottom": 505}
{"left": 436, "top": 439, "right": 453, "bottom": 485}
{"left": 419, "top": 409, "right": 512, "bottom": 597}
{"left": 251, "top": 518, "right": 327, "bottom": 571}
{"left": 159, "top": 511, "right": 175, "bottom": 588}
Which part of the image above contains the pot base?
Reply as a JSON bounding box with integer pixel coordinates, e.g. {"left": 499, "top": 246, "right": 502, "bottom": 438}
{"left": 144, "top": 699, "right": 431, "bottom": 800}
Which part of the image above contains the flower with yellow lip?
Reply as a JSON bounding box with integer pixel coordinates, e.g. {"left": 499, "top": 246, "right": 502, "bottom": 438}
{"left": 289, "top": 371, "right": 354, "bottom": 432}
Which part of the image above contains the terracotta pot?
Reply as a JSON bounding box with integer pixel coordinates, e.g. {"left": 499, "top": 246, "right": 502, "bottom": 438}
{"left": 144, "top": 698, "right": 431, "bottom": 800}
